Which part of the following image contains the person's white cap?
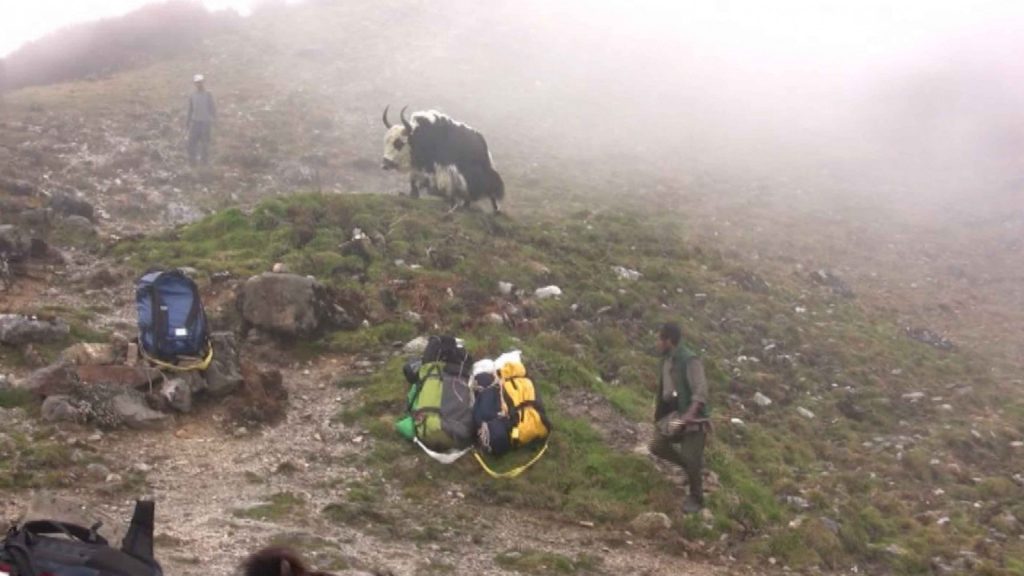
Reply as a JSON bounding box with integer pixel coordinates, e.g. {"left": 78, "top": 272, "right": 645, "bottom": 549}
{"left": 193, "top": 74, "right": 205, "bottom": 83}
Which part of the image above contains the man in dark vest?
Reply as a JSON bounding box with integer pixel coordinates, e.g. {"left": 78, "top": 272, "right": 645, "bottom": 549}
{"left": 185, "top": 73, "right": 216, "bottom": 165}
{"left": 650, "top": 322, "right": 710, "bottom": 513}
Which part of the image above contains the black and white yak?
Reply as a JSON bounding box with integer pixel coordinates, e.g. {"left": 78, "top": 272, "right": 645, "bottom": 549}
{"left": 381, "top": 106, "right": 504, "bottom": 213}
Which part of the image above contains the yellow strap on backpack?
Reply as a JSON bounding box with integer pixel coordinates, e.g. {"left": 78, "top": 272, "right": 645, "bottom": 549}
{"left": 473, "top": 440, "right": 549, "bottom": 479}
{"left": 138, "top": 342, "right": 214, "bottom": 372}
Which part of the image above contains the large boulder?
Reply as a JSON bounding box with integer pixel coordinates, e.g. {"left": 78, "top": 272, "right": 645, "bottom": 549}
{"left": 203, "top": 331, "right": 243, "bottom": 397}
{"left": 239, "top": 273, "right": 339, "bottom": 337}
{"left": 0, "top": 314, "right": 69, "bottom": 346}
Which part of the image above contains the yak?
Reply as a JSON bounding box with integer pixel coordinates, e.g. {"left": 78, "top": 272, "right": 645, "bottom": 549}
{"left": 381, "top": 106, "right": 504, "bottom": 213}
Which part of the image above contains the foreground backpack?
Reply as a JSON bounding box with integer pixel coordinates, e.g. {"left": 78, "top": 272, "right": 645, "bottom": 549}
{"left": 404, "top": 361, "right": 475, "bottom": 452}
{"left": 135, "top": 269, "right": 210, "bottom": 364}
{"left": 1, "top": 500, "right": 162, "bottom": 576}
{"left": 497, "top": 361, "right": 551, "bottom": 448}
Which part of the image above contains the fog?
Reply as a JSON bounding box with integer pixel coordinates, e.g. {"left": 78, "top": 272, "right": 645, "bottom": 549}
{"left": 5, "top": 0, "right": 1023, "bottom": 216}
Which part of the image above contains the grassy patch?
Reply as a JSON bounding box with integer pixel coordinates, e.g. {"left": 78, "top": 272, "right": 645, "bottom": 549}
{"left": 107, "top": 191, "right": 1018, "bottom": 573}
{"left": 494, "top": 549, "right": 602, "bottom": 575}
{"left": 233, "top": 492, "right": 306, "bottom": 521}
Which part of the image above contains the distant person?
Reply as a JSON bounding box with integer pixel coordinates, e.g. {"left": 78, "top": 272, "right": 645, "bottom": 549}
{"left": 650, "top": 322, "right": 710, "bottom": 514}
{"left": 185, "top": 73, "right": 216, "bottom": 165}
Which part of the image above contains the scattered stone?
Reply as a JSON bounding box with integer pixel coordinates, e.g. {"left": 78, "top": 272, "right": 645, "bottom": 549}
{"left": 484, "top": 313, "right": 504, "bottom": 325}
{"left": 109, "top": 392, "right": 168, "bottom": 430}
{"left": 19, "top": 361, "right": 79, "bottom": 397}
{"left": 61, "top": 343, "right": 118, "bottom": 366}
{"left": 630, "top": 512, "right": 672, "bottom": 534}
{"left": 403, "top": 336, "right": 430, "bottom": 355}
{"left": 810, "top": 269, "right": 854, "bottom": 298}
{"left": 796, "top": 407, "right": 816, "bottom": 419}
{"left": 700, "top": 508, "right": 714, "bottom": 522}
{"left": 534, "top": 285, "right": 562, "bottom": 299}
{"left": 203, "top": 332, "right": 243, "bottom": 397}
{"left": 125, "top": 343, "right": 139, "bottom": 367}
{"left": 0, "top": 177, "right": 36, "bottom": 196}
{"left": 49, "top": 191, "right": 95, "bottom": 222}
{"left": 0, "top": 314, "right": 70, "bottom": 346}
{"left": 498, "top": 281, "right": 514, "bottom": 296}
{"left": 41, "top": 395, "right": 86, "bottom": 423}
{"left": 612, "top": 266, "right": 642, "bottom": 281}
{"left": 162, "top": 202, "right": 204, "bottom": 226}
{"left": 86, "top": 463, "right": 112, "bottom": 480}
{"left": 105, "top": 473, "right": 123, "bottom": 484}
{"left": 905, "top": 326, "right": 955, "bottom": 351}
{"left": 820, "top": 517, "right": 840, "bottom": 535}
{"left": 403, "top": 310, "right": 423, "bottom": 324}
{"left": 753, "top": 392, "right": 773, "bottom": 407}
{"left": 272, "top": 262, "right": 289, "bottom": 273}
{"left": 160, "top": 378, "right": 193, "bottom": 413}
{"left": 784, "top": 495, "right": 811, "bottom": 510}
{"left": 132, "top": 463, "right": 152, "bottom": 473}
{"left": 991, "top": 511, "right": 1022, "bottom": 535}
{"left": 61, "top": 215, "right": 97, "bottom": 239}
{"left": 883, "top": 544, "right": 909, "bottom": 557}
{"left": 901, "top": 392, "right": 926, "bottom": 402}
{"left": 730, "top": 418, "right": 746, "bottom": 427}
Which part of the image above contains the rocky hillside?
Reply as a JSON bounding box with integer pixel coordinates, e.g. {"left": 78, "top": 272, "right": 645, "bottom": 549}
{"left": 2, "top": 2, "right": 1023, "bottom": 575}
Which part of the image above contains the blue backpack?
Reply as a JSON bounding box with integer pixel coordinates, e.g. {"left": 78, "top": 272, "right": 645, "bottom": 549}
{"left": 135, "top": 270, "right": 209, "bottom": 361}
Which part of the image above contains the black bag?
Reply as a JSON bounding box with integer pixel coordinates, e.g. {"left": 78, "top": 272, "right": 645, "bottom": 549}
{"left": 421, "top": 335, "right": 472, "bottom": 378}
{"left": 1, "top": 501, "right": 162, "bottom": 576}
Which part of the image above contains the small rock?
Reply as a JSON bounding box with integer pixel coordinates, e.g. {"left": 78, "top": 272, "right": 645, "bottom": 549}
{"left": 105, "top": 473, "right": 123, "bottom": 484}
{"left": 534, "top": 285, "right": 562, "bottom": 299}
{"left": 629, "top": 512, "right": 672, "bottom": 534}
{"left": 901, "top": 392, "right": 926, "bottom": 402}
{"left": 498, "top": 281, "right": 514, "bottom": 296}
{"left": 1010, "top": 441, "right": 1023, "bottom": 448}
{"left": 784, "top": 495, "right": 811, "bottom": 510}
{"left": 110, "top": 392, "right": 168, "bottom": 430}
{"left": 796, "top": 407, "right": 816, "bottom": 419}
{"left": 753, "top": 392, "right": 773, "bottom": 407}
{"left": 160, "top": 379, "right": 193, "bottom": 413}
{"left": 730, "top": 417, "right": 746, "bottom": 427}
{"left": 403, "top": 336, "right": 430, "bottom": 355}
{"left": 87, "top": 433, "right": 102, "bottom": 442}
{"left": 612, "top": 266, "right": 642, "bottom": 281}
{"left": 0, "top": 314, "right": 70, "bottom": 346}
{"left": 61, "top": 343, "right": 118, "bottom": 366}
{"left": 41, "top": 395, "right": 85, "bottom": 423}
{"left": 203, "top": 332, "right": 243, "bottom": 397}
{"left": 820, "top": 517, "right": 840, "bottom": 534}
{"left": 403, "top": 310, "right": 423, "bottom": 324}
{"left": 484, "top": 313, "right": 504, "bottom": 325}
{"left": 132, "top": 463, "right": 152, "bottom": 473}
{"left": 700, "top": 508, "right": 714, "bottom": 522}
{"left": 86, "top": 463, "right": 111, "bottom": 480}
{"left": 272, "top": 262, "right": 289, "bottom": 273}
{"left": 19, "top": 361, "right": 79, "bottom": 397}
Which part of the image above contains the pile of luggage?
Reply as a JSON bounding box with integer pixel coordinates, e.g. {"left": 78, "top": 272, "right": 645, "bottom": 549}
{"left": 395, "top": 336, "right": 551, "bottom": 477}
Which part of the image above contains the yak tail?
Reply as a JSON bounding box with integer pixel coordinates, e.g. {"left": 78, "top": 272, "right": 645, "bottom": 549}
{"left": 488, "top": 168, "right": 505, "bottom": 201}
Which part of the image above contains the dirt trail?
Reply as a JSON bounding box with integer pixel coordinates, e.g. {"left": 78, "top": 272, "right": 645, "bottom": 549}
{"left": 24, "top": 354, "right": 727, "bottom": 576}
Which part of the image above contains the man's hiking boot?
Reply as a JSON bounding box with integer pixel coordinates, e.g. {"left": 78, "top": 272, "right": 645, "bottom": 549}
{"left": 682, "top": 495, "right": 703, "bottom": 514}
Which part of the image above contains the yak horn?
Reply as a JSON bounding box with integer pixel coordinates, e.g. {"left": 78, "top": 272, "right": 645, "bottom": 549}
{"left": 400, "top": 106, "right": 412, "bottom": 132}
{"left": 382, "top": 105, "right": 392, "bottom": 128}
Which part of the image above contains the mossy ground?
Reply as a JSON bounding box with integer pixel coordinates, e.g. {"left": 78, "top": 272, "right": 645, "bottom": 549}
{"left": 114, "top": 192, "right": 1024, "bottom": 574}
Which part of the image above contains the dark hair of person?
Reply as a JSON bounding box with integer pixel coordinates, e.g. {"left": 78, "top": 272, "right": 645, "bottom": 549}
{"left": 659, "top": 322, "right": 682, "bottom": 346}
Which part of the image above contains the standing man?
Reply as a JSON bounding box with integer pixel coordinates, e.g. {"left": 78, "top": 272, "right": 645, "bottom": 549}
{"left": 185, "top": 73, "right": 216, "bottom": 165}
{"left": 650, "top": 322, "right": 710, "bottom": 514}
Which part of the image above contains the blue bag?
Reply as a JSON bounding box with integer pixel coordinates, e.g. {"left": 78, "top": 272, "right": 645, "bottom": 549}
{"left": 135, "top": 270, "right": 209, "bottom": 360}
